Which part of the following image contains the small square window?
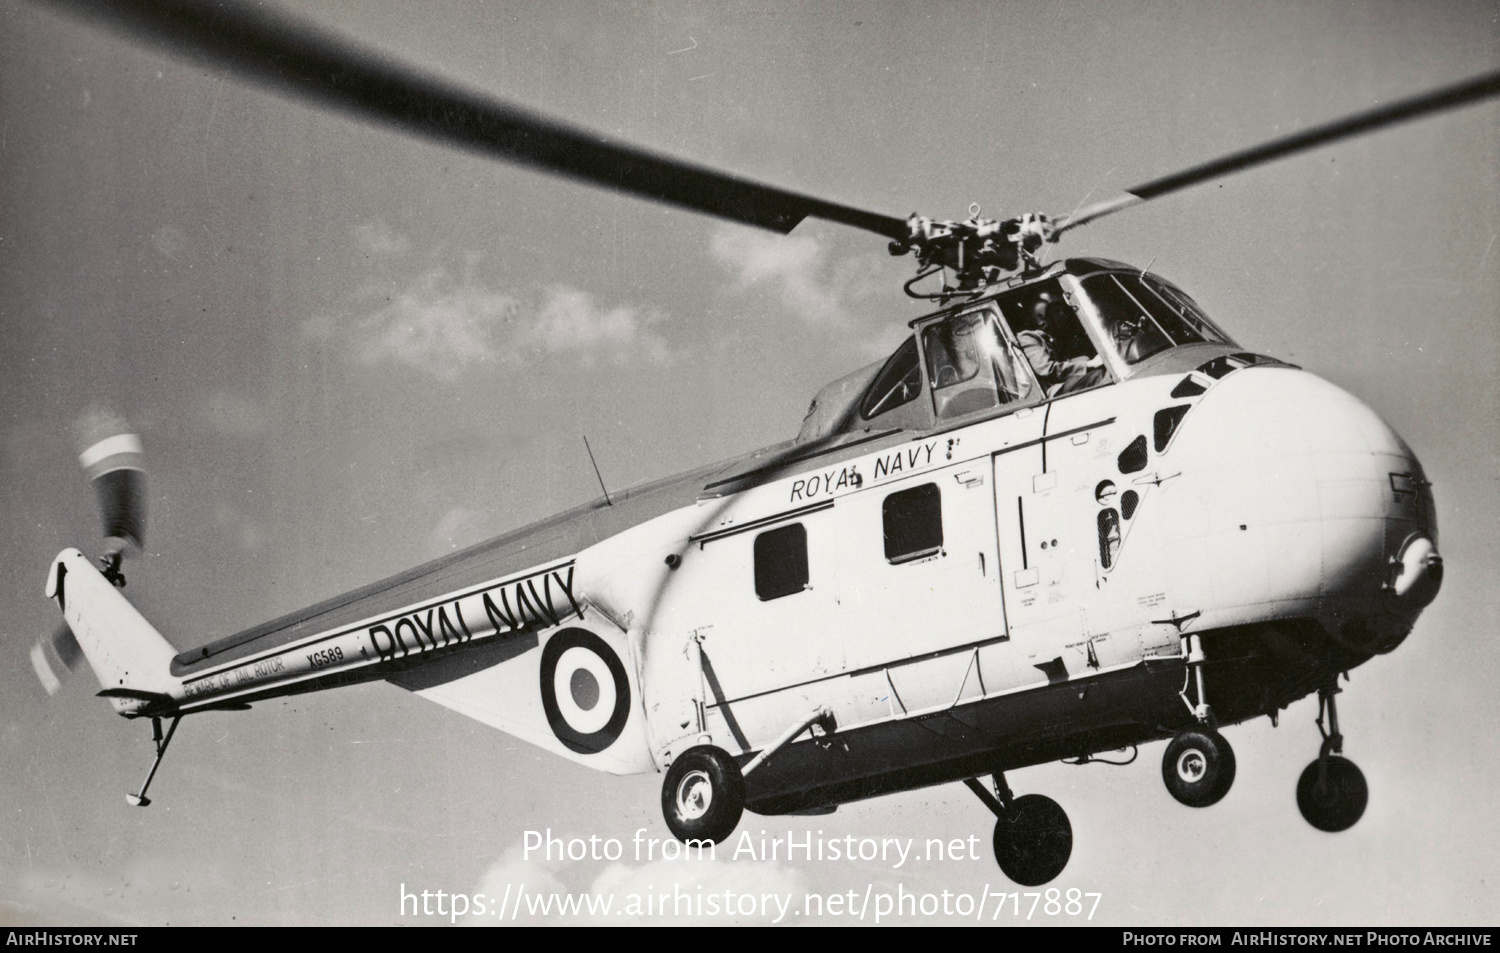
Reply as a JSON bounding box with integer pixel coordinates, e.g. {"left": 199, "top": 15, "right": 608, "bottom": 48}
{"left": 754, "top": 523, "right": 809, "bottom": 600}
{"left": 883, "top": 483, "right": 943, "bottom": 564}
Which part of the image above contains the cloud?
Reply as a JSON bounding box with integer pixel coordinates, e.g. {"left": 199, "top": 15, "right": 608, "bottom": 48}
{"left": 710, "top": 225, "right": 886, "bottom": 328}
{"left": 589, "top": 855, "right": 808, "bottom": 925}
{"left": 466, "top": 839, "right": 808, "bottom": 926}
{"left": 353, "top": 221, "right": 411, "bottom": 257}
{"left": 337, "top": 265, "right": 520, "bottom": 379}
{"left": 464, "top": 843, "right": 570, "bottom": 926}
{"left": 533, "top": 286, "right": 669, "bottom": 365}
{"left": 306, "top": 258, "right": 669, "bottom": 378}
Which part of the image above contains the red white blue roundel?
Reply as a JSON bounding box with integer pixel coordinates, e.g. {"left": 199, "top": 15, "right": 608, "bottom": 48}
{"left": 539, "top": 628, "right": 630, "bottom": 753}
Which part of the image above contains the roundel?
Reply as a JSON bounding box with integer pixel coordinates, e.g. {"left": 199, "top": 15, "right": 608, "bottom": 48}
{"left": 539, "top": 628, "right": 631, "bottom": 754}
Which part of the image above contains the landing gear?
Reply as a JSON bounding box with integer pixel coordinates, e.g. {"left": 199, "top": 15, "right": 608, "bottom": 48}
{"left": 126, "top": 714, "right": 180, "bottom": 807}
{"left": 661, "top": 745, "right": 745, "bottom": 844}
{"left": 1162, "top": 729, "right": 1236, "bottom": 807}
{"left": 1162, "top": 632, "right": 1236, "bottom": 807}
{"left": 964, "top": 774, "right": 1072, "bottom": 886}
{"left": 1296, "top": 682, "right": 1367, "bottom": 832}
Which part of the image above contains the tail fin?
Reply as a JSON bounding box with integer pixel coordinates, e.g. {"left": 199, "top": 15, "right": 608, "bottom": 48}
{"left": 46, "top": 549, "right": 178, "bottom": 714}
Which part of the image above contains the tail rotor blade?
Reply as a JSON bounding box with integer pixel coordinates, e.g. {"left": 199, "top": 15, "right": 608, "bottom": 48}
{"left": 74, "top": 407, "right": 146, "bottom": 554}
{"left": 31, "top": 622, "right": 83, "bottom": 696}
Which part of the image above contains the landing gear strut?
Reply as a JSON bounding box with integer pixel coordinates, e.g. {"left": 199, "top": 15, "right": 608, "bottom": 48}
{"left": 1162, "top": 633, "right": 1236, "bottom": 807}
{"left": 1296, "top": 681, "right": 1367, "bottom": 832}
{"left": 126, "top": 714, "right": 180, "bottom": 807}
{"left": 965, "top": 774, "right": 1072, "bottom": 886}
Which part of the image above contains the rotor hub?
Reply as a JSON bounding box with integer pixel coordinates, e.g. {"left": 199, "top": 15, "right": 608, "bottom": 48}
{"left": 889, "top": 206, "right": 1057, "bottom": 297}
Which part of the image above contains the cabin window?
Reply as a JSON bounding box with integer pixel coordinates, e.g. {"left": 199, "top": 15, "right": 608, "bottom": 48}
{"left": 754, "top": 523, "right": 809, "bottom": 600}
{"left": 860, "top": 336, "right": 923, "bottom": 420}
{"left": 883, "top": 483, "right": 943, "bottom": 563}
{"left": 922, "top": 311, "right": 1034, "bottom": 419}
{"left": 1079, "top": 273, "right": 1231, "bottom": 365}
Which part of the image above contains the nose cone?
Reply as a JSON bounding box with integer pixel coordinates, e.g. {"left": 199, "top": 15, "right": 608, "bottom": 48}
{"left": 1156, "top": 365, "right": 1439, "bottom": 654}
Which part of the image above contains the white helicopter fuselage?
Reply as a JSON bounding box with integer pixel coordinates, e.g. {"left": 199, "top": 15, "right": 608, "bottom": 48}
{"left": 49, "top": 263, "right": 1440, "bottom": 814}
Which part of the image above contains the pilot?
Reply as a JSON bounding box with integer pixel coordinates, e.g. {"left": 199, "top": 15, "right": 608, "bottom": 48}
{"left": 1018, "top": 293, "right": 1092, "bottom": 394}
{"left": 1103, "top": 310, "right": 1149, "bottom": 364}
{"left": 928, "top": 314, "right": 982, "bottom": 387}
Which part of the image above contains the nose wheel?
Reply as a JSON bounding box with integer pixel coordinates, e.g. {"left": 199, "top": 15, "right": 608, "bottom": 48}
{"left": 1162, "top": 632, "right": 1236, "bottom": 807}
{"left": 964, "top": 774, "right": 1073, "bottom": 886}
{"left": 1296, "top": 682, "right": 1367, "bottom": 832}
{"left": 1161, "top": 728, "right": 1236, "bottom": 807}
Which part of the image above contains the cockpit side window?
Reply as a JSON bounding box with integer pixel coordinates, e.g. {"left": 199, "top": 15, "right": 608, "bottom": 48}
{"left": 995, "top": 278, "right": 1109, "bottom": 397}
{"left": 859, "top": 336, "right": 923, "bottom": 420}
{"left": 1081, "top": 273, "right": 1230, "bottom": 365}
{"left": 922, "top": 310, "right": 1035, "bottom": 420}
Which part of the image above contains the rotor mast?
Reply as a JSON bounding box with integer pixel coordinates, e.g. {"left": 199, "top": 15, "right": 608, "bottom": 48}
{"left": 887, "top": 205, "right": 1058, "bottom": 298}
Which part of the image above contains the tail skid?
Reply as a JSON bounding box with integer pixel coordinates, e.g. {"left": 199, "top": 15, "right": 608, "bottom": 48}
{"left": 46, "top": 549, "right": 179, "bottom": 716}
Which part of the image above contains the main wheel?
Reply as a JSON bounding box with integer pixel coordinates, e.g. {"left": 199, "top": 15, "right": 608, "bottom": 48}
{"left": 1296, "top": 756, "right": 1367, "bottom": 832}
{"left": 661, "top": 746, "right": 745, "bottom": 844}
{"left": 1162, "top": 728, "right": 1236, "bottom": 807}
{"left": 992, "top": 794, "right": 1073, "bottom": 886}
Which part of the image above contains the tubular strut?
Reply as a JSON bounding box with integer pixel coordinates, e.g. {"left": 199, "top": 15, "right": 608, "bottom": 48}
{"left": 963, "top": 772, "right": 1014, "bottom": 819}
{"left": 126, "top": 715, "right": 181, "bottom": 807}
{"left": 741, "top": 707, "right": 836, "bottom": 777}
{"left": 1177, "top": 633, "right": 1212, "bottom": 724}
{"left": 1315, "top": 681, "right": 1344, "bottom": 760}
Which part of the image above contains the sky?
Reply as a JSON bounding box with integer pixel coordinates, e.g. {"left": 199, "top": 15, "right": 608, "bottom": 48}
{"left": 0, "top": 0, "right": 1496, "bottom": 927}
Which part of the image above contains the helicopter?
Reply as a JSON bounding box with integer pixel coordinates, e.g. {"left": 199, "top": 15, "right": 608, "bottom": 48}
{"left": 24, "top": 0, "right": 1484, "bottom": 890}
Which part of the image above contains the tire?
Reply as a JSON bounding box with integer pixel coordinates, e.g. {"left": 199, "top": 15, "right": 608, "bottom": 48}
{"left": 1162, "top": 729, "right": 1236, "bottom": 807}
{"left": 661, "top": 746, "right": 745, "bottom": 844}
{"left": 992, "top": 793, "right": 1073, "bottom": 886}
{"left": 1296, "top": 756, "right": 1367, "bottom": 833}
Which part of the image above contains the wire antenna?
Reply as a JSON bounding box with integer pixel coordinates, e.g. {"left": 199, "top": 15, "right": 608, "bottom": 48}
{"left": 582, "top": 436, "right": 612, "bottom": 506}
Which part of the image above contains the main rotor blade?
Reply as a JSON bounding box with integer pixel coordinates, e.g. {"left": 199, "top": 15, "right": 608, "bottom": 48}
{"left": 1056, "top": 69, "right": 1500, "bottom": 234}
{"left": 40, "top": 0, "right": 908, "bottom": 240}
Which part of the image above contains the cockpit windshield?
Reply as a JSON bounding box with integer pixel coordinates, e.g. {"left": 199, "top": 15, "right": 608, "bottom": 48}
{"left": 1079, "top": 272, "right": 1232, "bottom": 364}
{"left": 922, "top": 310, "right": 1034, "bottom": 419}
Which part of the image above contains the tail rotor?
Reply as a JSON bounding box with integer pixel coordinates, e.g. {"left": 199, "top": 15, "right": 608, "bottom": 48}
{"left": 29, "top": 405, "right": 149, "bottom": 695}
{"left": 74, "top": 405, "right": 147, "bottom": 585}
